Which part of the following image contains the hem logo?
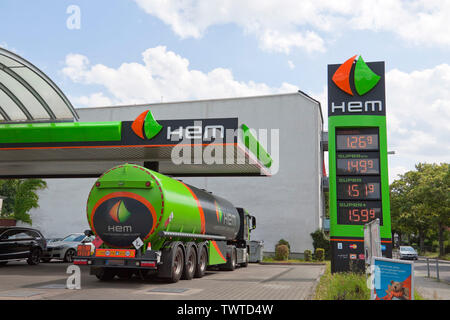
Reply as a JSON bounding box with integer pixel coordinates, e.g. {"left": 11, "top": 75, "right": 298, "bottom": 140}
{"left": 332, "top": 55, "right": 380, "bottom": 96}
{"left": 131, "top": 110, "right": 163, "bottom": 140}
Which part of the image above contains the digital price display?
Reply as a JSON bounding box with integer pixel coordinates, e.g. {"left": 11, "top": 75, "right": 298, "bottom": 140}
{"left": 336, "top": 177, "right": 381, "bottom": 200}
{"left": 337, "top": 201, "right": 383, "bottom": 225}
{"left": 336, "top": 128, "right": 379, "bottom": 151}
{"left": 336, "top": 154, "right": 380, "bottom": 175}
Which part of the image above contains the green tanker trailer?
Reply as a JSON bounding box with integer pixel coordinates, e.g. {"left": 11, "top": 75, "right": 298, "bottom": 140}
{"left": 74, "top": 163, "right": 256, "bottom": 282}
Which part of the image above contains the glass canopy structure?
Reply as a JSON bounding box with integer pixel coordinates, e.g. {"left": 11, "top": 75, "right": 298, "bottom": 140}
{"left": 0, "top": 47, "right": 78, "bottom": 122}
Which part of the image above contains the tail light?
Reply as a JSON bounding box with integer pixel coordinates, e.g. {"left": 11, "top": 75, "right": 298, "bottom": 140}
{"left": 140, "top": 261, "right": 156, "bottom": 268}
{"left": 74, "top": 259, "right": 88, "bottom": 265}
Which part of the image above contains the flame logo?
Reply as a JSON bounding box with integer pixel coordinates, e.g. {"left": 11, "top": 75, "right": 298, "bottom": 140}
{"left": 131, "top": 109, "right": 163, "bottom": 140}
{"left": 109, "top": 200, "right": 131, "bottom": 223}
{"left": 332, "top": 55, "right": 381, "bottom": 96}
{"left": 214, "top": 201, "right": 223, "bottom": 223}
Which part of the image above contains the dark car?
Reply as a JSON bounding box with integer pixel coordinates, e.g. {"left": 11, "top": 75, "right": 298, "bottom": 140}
{"left": 0, "top": 227, "right": 47, "bottom": 266}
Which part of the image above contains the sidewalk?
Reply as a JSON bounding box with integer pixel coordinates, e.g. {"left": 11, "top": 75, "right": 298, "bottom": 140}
{"left": 415, "top": 276, "right": 450, "bottom": 300}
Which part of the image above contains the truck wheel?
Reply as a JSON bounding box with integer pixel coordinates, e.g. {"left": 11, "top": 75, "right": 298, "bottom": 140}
{"left": 182, "top": 246, "right": 197, "bottom": 280}
{"left": 169, "top": 245, "right": 184, "bottom": 283}
{"left": 95, "top": 268, "right": 116, "bottom": 281}
{"left": 222, "top": 247, "right": 236, "bottom": 271}
{"left": 194, "top": 245, "right": 207, "bottom": 278}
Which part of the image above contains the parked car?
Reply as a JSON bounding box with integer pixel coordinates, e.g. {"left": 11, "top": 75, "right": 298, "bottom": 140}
{"left": 399, "top": 246, "right": 418, "bottom": 260}
{"left": 0, "top": 227, "right": 46, "bottom": 265}
{"left": 46, "top": 238, "right": 62, "bottom": 244}
{"left": 42, "top": 233, "right": 94, "bottom": 263}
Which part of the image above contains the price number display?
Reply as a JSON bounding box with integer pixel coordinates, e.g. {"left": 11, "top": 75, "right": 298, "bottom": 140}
{"left": 336, "top": 157, "right": 380, "bottom": 175}
{"left": 336, "top": 128, "right": 379, "bottom": 151}
{"left": 337, "top": 201, "right": 383, "bottom": 225}
{"left": 336, "top": 177, "right": 381, "bottom": 200}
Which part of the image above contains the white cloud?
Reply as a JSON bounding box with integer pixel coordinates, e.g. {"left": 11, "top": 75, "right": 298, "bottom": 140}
{"left": 386, "top": 64, "right": 450, "bottom": 168}
{"left": 69, "top": 92, "right": 114, "bottom": 108}
{"left": 134, "top": 0, "right": 450, "bottom": 53}
{"left": 62, "top": 46, "right": 298, "bottom": 107}
{"left": 287, "top": 60, "right": 295, "bottom": 70}
{"left": 0, "top": 41, "right": 19, "bottom": 53}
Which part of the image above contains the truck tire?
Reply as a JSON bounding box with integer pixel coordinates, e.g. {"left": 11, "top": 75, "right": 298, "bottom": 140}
{"left": 95, "top": 268, "right": 116, "bottom": 281}
{"left": 182, "top": 245, "right": 197, "bottom": 280}
{"left": 194, "top": 245, "right": 207, "bottom": 278}
{"left": 169, "top": 245, "right": 185, "bottom": 283}
{"left": 222, "top": 247, "right": 236, "bottom": 271}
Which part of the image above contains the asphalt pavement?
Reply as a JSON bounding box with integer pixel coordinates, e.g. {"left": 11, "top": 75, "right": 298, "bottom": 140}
{"left": 0, "top": 261, "right": 325, "bottom": 300}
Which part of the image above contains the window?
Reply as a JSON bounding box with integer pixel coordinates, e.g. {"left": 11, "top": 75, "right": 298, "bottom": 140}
{"left": 0, "top": 230, "right": 33, "bottom": 240}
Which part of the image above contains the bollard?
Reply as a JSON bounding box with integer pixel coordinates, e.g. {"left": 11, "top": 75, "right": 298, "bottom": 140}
{"left": 436, "top": 259, "right": 439, "bottom": 281}
{"left": 426, "top": 258, "right": 430, "bottom": 278}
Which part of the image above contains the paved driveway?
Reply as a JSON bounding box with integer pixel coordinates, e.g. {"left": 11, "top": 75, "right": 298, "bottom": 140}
{"left": 0, "top": 261, "right": 325, "bottom": 300}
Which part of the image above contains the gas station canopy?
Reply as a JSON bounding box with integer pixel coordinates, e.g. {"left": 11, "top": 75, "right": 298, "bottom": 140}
{"left": 0, "top": 48, "right": 272, "bottom": 178}
{"left": 0, "top": 47, "right": 78, "bottom": 122}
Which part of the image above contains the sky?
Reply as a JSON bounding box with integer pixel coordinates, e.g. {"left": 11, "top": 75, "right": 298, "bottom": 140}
{"left": 0, "top": 0, "right": 449, "bottom": 182}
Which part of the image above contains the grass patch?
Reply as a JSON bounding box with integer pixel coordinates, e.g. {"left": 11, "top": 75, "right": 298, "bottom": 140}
{"left": 315, "top": 262, "right": 370, "bottom": 300}
{"left": 421, "top": 252, "right": 450, "bottom": 261}
{"left": 315, "top": 262, "right": 426, "bottom": 300}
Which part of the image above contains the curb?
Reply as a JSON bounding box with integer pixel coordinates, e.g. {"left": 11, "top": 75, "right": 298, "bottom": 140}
{"left": 307, "top": 265, "right": 326, "bottom": 300}
{"left": 259, "top": 262, "right": 326, "bottom": 266}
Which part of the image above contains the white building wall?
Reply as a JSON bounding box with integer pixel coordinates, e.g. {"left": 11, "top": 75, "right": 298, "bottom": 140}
{"left": 28, "top": 93, "right": 323, "bottom": 253}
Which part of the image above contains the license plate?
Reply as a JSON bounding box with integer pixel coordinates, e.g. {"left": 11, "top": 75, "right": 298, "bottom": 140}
{"left": 77, "top": 245, "right": 92, "bottom": 257}
{"left": 106, "top": 259, "right": 125, "bottom": 266}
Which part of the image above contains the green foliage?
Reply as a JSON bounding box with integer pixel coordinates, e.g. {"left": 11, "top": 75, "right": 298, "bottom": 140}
{"left": 0, "top": 179, "right": 47, "bottom": 224}
{"left": 275, "top": 244, "right": 289, "bottom": 261}
{"left": 315, "top": 248, "right": 325, "bottom": 261}
{"left": 310, "top": 229, "right": 330, "bottom": 259}
{"left": 304, "top": 249, "right": 312, "bottom": 261}
{"left": 390, "top": 163, "right": 449, "bottom": 256}
{"left": 276, "top": 239, "right": 290, "bottom": 251}
{"left": 315, "top": 263, "right": 370, "bottom": 300}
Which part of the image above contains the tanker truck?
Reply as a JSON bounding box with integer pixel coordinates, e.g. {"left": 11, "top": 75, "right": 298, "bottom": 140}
{"left": 73, "top": 163, "right": 256, "bottom": 282}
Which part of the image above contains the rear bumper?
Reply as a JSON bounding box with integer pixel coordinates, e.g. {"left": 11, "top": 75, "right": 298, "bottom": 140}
{"left": 400, "top": 255, "right": 418, "bottom": 260}
{"left": 73, "top": 250, "right": 160, "bottom": 270}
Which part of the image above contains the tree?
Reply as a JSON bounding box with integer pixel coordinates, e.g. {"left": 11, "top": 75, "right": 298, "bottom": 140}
{"left": 0, "top": 179, "right": 47, "bottom": 224}
{"left": 414, "top": 163, "right": 450, "bottom": 257}
{"left": 390, "top": 163, "right": 449, "bottom": 256}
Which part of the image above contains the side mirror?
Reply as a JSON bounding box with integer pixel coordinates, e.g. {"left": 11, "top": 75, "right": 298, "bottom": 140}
{"left": 84, "top": 229, "right": 94, "bottom": 237}
{"left": 251, "top": 216, "right": 256, "bottom": 230}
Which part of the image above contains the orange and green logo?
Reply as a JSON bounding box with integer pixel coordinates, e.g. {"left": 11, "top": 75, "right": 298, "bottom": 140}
{"left": 131, "top": 109, "right": 163, "bottom": 140}
{"left": 214, "top": 201, "right": 223, "bottom": 223}
{"left": 109, "top": 200, "right": 132, "bottom": 223}
{"left": 332, "top": 55, "right": 380, "bottom": 96}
